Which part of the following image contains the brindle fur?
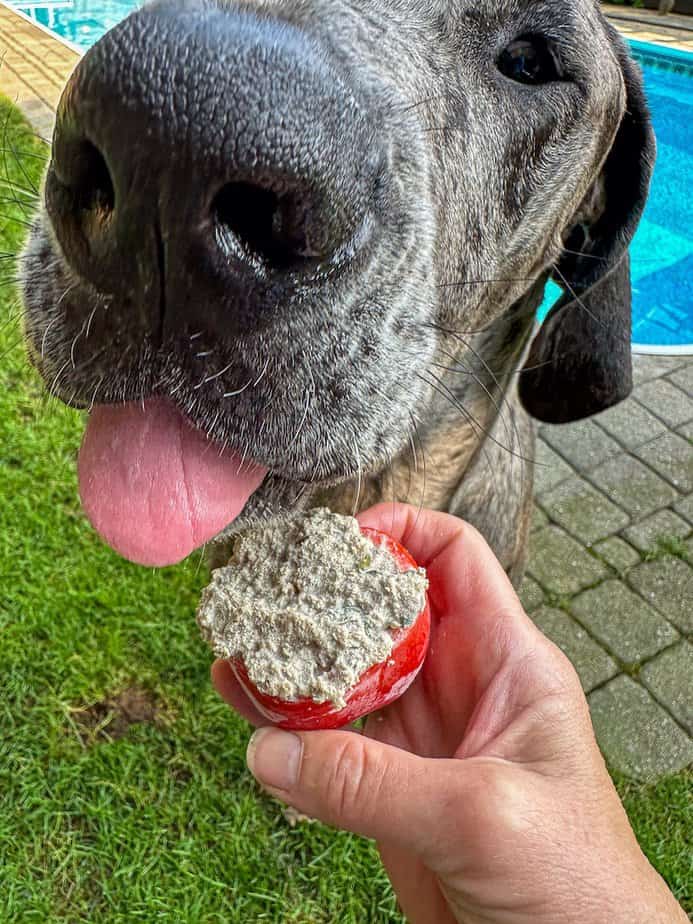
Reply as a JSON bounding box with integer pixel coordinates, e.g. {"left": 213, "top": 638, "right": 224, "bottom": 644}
{"left": 19, "top": 1, "right": 654, "bottom": 586}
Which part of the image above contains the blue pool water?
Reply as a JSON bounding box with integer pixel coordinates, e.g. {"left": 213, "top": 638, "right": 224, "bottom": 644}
{"left": 6, "top": 2, "right": 693, "bottom": 350}
{"left": 541, "top": 40, "right": 693, "bottom": 351}
{"left": 8, "top": 0, "right": 138, "bottom": 51}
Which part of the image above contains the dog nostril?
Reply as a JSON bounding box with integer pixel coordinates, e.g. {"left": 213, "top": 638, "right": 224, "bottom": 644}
{"left": 45, "top": 137, "right": 116, "bottom": 274}
{"left": 65, "top": 140, "right": 115, "bottom": 215}
{"left": 212, "top": 181, "right": 320, "bottom": 270}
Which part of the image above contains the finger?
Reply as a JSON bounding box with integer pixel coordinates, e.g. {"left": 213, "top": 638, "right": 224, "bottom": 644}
{"left": 358, "top": 502, "right": 539, "bottom": 660}
{"left": 246, "top": 724, "right": 484, "bottom": 863}
{"left": 358, "top": 504, "right": 576, "bottom": 755}
{"left": 211, "top": 660, "right": 270, "bottom": 727}
{"left": 357, "top": 502, "right": 470, "bottom": 570}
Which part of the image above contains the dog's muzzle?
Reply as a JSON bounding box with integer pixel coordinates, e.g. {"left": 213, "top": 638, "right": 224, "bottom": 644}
{"left": 41, "top": 2, "right": 384, "bottom": 568}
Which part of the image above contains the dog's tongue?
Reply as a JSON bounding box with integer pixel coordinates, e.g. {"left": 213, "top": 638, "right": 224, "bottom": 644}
{"left": 78, "top": 399, "right": 267, "bottom": 567}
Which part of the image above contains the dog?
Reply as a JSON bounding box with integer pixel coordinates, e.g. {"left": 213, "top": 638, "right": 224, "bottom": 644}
{"left": 20, "top": 0, "right": 655, "bottom": 586}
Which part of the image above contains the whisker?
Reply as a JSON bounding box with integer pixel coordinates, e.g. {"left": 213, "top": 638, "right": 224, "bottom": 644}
{"left": 0, "top": 212, "right": 33, "bottom": 230}
{"left": 403, "top": 410, "right": 427, "bottom": 545}
{"left": 552, "top": 265, "right": 608, "bottom": 334}
{"left": 194, "top": 360, "right": 234, "bottom": 391}
{"left": 40, "top": 316, "right": 60, "bottom": 359}
{"left": 0, "top": 195, "right": 37, "bottom": 211}
{"left": 193, "top": 541, "right": 209, "bottom": 579}
{"left": 432, "top": 329, "right": 537, "bottom": 466}
{"left": 436, "top": 343, "right": 517, "bottom": 463}
{"left": 560, "top": 247, "right": 606, "bottom": 263}
{"left": 0, "top": 147, "right": 47, "bottom": 163}
{"left": 253, "top": 355, "right": 271, "bottom": 388}
{"left": 286, "top": 355, "right": 315, "bottom": 454}
{"left": 205, "top": 409, "right": 221, "bottom": 442}
{"left": 223, "top": 374, "right": 256, "bottom": 399}
{"left": 1, "top": 109, "right": 40, "bottom": 226}
{"left": 84, "top": 305, "right": 98, "bottom": 340}
{"left": 48, "top": 358, "right": 70, "bottom": 399}
{"left": 418, "top": 369, "right": 495, "bottom": 473}
{"left": 0, "top": 333, "right": 25, "bottom": 363}
{"left": 0, "top": 306, "right": 22, "bottom": 335}
{"left": 397, "top": 95, "right": 444, "bottom": 116}
{"left": 351, "top": 438, "right": 362, "bottom": 518}
{"left": 88, "top": 375, "right": 105, "bottom": 412}
{"left": 0, "top": 178, "right": 42, "bottom": 199}
{"left": 436, "top": 276, "right": 535, "bottom": 291}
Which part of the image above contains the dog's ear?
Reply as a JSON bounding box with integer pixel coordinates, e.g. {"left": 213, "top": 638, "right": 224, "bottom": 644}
{"left": 519, "top": 32, "right": 656, "bottom": 424}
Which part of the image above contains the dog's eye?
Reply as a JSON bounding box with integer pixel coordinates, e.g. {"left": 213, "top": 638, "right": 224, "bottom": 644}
{"left": 497, "top": 36, "right": 561, "bottom": 85}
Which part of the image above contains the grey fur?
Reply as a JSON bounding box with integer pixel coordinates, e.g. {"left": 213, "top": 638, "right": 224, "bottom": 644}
{"left": 19, "top": 0, "right": 654, "bottom": 585}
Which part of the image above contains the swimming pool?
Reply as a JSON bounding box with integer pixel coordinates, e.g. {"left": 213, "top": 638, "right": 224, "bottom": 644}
{"left": 5, "top": 1, "right": 693, "bottom": 352}
{"left": 542, "top": 39, "right": 693, "bottom": 353}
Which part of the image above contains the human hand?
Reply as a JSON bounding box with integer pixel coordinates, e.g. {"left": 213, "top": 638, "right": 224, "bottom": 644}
{"left": 212, "top": 504, "right": 685, "bottom": 924}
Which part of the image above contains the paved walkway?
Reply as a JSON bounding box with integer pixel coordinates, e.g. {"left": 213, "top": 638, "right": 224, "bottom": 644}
{"left": 604, "top": 3, "right": 693, "bottom": 52}
{"left": 523, "top": 355, "right": 693, "bottom": 780}
{"left": 1, "top": 3, "right": 692, "bottom": 782}
{"left": 0, "top": 3, "right": 79, "bottom": 138}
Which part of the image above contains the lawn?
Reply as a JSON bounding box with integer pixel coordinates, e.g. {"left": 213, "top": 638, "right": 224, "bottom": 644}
{"left": 0, "top": 95, "right": 691, "bottom": 922}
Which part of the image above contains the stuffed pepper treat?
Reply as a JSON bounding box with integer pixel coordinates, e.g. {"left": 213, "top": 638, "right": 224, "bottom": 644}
{"left": 197, "top": 508, "right": 430, "bottom": 730}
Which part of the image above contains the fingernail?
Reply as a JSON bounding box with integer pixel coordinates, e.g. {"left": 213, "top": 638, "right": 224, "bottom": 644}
{"left": 247, "top": 727, "right": 303, "bottom": 792}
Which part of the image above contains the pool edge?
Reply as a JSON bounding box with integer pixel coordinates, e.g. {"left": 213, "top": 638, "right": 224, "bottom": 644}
{"left": 632, "top": 342, "right": 693, "bottom": 357}
{"left": 0, "top": 0, "right": 83, "bottom": 56}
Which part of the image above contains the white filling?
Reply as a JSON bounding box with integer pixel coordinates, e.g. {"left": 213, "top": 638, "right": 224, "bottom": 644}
{"left": 196, "top": 508, "right": 428, "bottom": 707}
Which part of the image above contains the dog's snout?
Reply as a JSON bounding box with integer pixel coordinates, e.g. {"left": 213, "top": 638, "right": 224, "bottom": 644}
{"left": 45, "top": 4, "right": 380, "bottom": 336}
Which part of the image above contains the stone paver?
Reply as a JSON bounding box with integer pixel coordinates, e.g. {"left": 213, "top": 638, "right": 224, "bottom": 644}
{"left": 623, "top": 510, "right": 691, "bottom": 554}
{"left": 631, "top": 354, "right": 688, "bottom": 387}
{"left": 540, "top": 419, "right": 621, "bottom": 473}
{"left": 641, "top": 642, "right": 693, "bottom": 736}
{"left": 628, "top": 556, "right": 693, "bottom": 635}
{"left": 635, "top": 432, "right": 693, "bottom": 493}
{"left": 674, "top": 493, "right": 693, "bottom": 524}
{"left": 532, "top": 607, "right": 618, "bottom": 694}
{"left": 571, "top": 582, "right": 678, "bottom": 665}
{"left": 531, "top": 506, "right": 548, "bottom": 533}
{"left": 589, "top": 676, "right": 693, "bottom": 781}
{"left": 593, "top": 537, "right": 641, "bottom": 574}
{"left": 668, "top": 365, "right": 693, "bottom": 397}
{"left": 594, "top": 400, "right": 667, "bottom": 449}
{"left": 533, "top": 440, "right": 574, "bottom": 495}
{"left": 539, "top": 476, "right": 629, "bottom": 546}
{"left": 519, "top": 576, "right": 544, "bottom": 613}
{"left": 634, "top": 380, "right": 693, "bottom": 429}
{"left": 528, "top": 366, "right": 693, "bottom": 784}
{"left": 528, "top": 527, "right": 609, "bottom": 597}
{"left": 588, "top": 455, "right": 678, "bottom": 520}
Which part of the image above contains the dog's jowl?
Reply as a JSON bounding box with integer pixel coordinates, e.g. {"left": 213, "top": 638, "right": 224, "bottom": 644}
{"left": 20, "top": 0, "right": 655, "bottom": 583}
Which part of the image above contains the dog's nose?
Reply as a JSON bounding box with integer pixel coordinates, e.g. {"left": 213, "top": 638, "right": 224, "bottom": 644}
{"left": 45, "top": 3, "right": 379, "bottom": 338}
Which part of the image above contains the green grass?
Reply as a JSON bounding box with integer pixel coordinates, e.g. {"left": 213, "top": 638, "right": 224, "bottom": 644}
{"left": 0, "top": 95, "right": 691, "bottom": 922}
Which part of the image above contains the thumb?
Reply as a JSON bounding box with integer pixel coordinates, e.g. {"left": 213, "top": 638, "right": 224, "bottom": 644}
{"left": 246, "top": 726, "right": 476, "bottom": 855}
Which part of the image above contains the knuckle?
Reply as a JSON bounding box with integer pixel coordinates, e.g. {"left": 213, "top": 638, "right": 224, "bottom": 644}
{"left": 539, "top": 638, "right": 589, "bottom": 703}
{"left": 323, "top": 737, "right": 384, "bottom": 825}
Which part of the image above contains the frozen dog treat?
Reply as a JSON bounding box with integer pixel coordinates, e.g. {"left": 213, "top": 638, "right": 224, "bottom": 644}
{"left": 197, "top": 508, "right": 430, "bottom": 729}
